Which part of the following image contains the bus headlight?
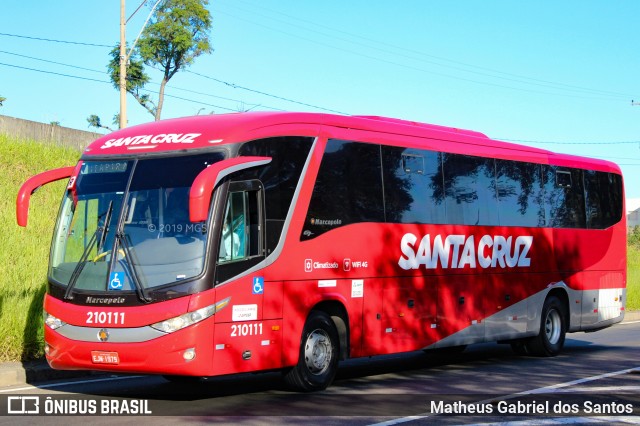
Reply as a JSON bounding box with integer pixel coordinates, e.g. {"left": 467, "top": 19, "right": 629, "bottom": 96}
{"left": 44, "top": 311, "right": 66, "bottom": 330}
{"left": 150, "top": 298, "right": 230, "bottom": 334}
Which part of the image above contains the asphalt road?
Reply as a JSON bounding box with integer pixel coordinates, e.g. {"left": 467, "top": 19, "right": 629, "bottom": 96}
{"left": 1, "top": 321, "right": 639, "bottom": 425}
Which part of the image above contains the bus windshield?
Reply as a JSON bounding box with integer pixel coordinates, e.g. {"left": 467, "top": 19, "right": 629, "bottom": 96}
{"left": 49, "top": 153, "right": 225, "bottom": 296}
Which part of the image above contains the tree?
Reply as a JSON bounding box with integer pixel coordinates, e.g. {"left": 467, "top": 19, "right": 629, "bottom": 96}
{"left": 87, "top": 44, "right": 149, "bottom": 130}
{"left": 137, "top": 0, "right": 212, "bottom": 120}
{"left": 630, "top": 226, "right": 640, "bottom": 249}
{"left": 87, "top": 114, "right": 117, "bottom": 132}
{"left": 107, "top": 44, "right": 153, "bottom": 116}
{"left": 88, "top": 0, "right": 212, "bottom": 127}
{"left": 0, "top": 96, "right": 5, "bottom": 107}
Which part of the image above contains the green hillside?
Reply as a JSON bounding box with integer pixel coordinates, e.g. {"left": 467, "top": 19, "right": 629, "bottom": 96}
{"left": 629, "top": 232, "right": 640, "bottom": 310}
{"left": 0, "top": 135, "right": 80, "bottom": 361}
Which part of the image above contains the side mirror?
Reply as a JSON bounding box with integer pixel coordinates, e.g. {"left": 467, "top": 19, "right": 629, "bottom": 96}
{"left": 16, "top": 166, "right": 77, "bottom": 227}
{"left": 189, "top": 156, "right": 272, "bottom": 223}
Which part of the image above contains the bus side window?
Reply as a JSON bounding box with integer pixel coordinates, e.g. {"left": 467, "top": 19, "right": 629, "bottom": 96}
{"left": 218, "top": 183, "right": 263, "bottom": 264}
{"left": 402, "top": 153, "right": 425, "bottom": 175}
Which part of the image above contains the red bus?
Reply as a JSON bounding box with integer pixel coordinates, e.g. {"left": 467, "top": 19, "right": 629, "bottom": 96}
{"left": 17, "top": 112, "right": 626, "bottom": 391}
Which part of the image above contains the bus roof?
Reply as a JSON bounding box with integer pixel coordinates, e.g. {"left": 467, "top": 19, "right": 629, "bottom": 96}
{"left": 83, "top": 112, "right": 621, "bottom": 174}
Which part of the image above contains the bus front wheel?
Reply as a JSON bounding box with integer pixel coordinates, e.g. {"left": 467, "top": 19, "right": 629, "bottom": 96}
{"left": 526, "top": 295, "right": 567, "bottom": 357}
{"left": 283, "top": 310, "right": 339, "bottom": 392}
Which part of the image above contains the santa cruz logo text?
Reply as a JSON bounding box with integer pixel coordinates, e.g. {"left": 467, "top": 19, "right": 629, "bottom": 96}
{"left": 398, "top": 234, "right": 533, "bottom": 270}
{"left": 100, "top": 133, "right": 201, "bottom": 149}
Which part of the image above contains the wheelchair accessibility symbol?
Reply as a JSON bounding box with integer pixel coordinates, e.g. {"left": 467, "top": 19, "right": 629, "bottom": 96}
{"left": 109, "top": 272, "right": 125, "bottom": 291}
{"left": 252, "top": 277, "right": 264, "bottom": 294}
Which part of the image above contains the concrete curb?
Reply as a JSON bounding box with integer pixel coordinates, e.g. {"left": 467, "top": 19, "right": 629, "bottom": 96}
{"left": 0, "top": 361, "right": 105, "bottom": 388}
{"left": 1, "top": 311, "right": 639, "bottom": 388}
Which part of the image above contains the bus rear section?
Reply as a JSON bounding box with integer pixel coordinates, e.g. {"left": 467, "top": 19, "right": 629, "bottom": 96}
{"left": 287, "top": 137, "right": 625, "bottom": 368}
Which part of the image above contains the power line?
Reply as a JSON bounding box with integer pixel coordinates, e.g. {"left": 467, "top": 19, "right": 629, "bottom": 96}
{"left": 0, "top": 59, "right": 285, "bottom": 113}
{"left": 144, "top": 64, "right": 286, "bottom": 111}
{"left": 185, "top": 70, "right": 348, "bottom": 114}
{"left": 139, "top": 89, "right": 238, "bottom": 113}
{"left": 0, "top": 50, "right": 106, "bottom": 74}
{"left": 0, "top": 50, "right": 284, "bottom": 111}
{"left": 0, "top": 62, "right": 111, "bottom": 84}
{"left": 4, "top": 59, "right": 640, "bottom": 161}
{"left": 213, "top": 9, "right": 629, "bottom": 102}
{"left": 0, "top": 32, "right": 112, "bottom": 48}
{"left": 239, "top": 0, "right": 635, "bottom": 100}
{"left": 0, "top": 39, "right": 343, "bottom": 113}
{"left": 230, "top": 0, "right": 633, "bottom": 100}
{"left": 0, "top": 51, "right": 283, "bottom": 111}
{"left": 217, "top": 1, "right": 636, "bottom": 101}
{"left": 0, "top": 61, "right": 236, "bottom": 112}
{"left": 163, "top": 84, "right": 285, "bottom": 112}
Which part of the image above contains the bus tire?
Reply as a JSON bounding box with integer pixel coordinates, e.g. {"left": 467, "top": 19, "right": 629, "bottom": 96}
{"left": 526, "top": 295, "right": 567, "bottom": 357}
{"left": 510, "top": 340, "right": 530, "bottom": 355}
{"left": 283, "top": 310, "right": 339, "bottom": 392}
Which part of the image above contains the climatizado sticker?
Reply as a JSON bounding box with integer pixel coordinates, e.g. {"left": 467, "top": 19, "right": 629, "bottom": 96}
{"left": 398, "top": 233, "right": 533, "bottom": 270}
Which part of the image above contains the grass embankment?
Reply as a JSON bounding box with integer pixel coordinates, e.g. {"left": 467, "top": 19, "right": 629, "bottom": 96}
{"left": 628, "top": 245, "right": 640, "bottom": 310}
{"left": 0, "top": 135, "right": 80, "bottom": 361}
{"left": 0, "top": 135, "right": 638, "bottom": 362}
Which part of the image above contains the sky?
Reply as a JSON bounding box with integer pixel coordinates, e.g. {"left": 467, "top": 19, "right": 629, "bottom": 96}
{"left": 2, "top": 1, "right": 640, "bottom": 199}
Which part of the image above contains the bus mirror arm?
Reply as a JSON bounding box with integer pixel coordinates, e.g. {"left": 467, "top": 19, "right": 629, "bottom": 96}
{"left": 189, "top": 156, "right": 272, "bottom": 223}
{"left": 16, "top": 166, "right": 76, "bottom": 227}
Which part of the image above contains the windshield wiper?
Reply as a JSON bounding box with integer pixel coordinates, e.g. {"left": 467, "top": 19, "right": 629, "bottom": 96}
{"left": 64, "top": 201, "right": 114, "bottom": 300}
{"left": 116, "top": 232, "right": 152, "bottom": 303}
{"left": 96, "top": 200, "right": 114, "bottom": 253}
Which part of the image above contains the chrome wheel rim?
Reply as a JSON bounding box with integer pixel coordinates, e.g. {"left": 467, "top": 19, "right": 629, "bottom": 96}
{"left": 545, "top": 308, "right": 561, "bottom": 345}
{"left": 304, "top": 329, "right": 332, "bottom": 375}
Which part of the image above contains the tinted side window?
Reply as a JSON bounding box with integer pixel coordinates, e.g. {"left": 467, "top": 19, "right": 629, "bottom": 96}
{"left": 543, "top": 166, "right": 586, "bottom": 228}
{"left": 238, "top": 137, "right": 314, "bottom": 250}
{"left": 443, "top": 154, "right": 498, "bottom": 226}
{"left": 584, "top": 170, "right": 623, "bottom": 229}
{"left": 303, "top": 140, "right": 384, "bottom": 239}
{"left": 496, "top": 160, "right": 545, "bottom": 227}
{"left": 382, "top": 147, "right": 446, "bottom": 224}
{"left": 238, "top": 137, "right": 313, "bottom": 220}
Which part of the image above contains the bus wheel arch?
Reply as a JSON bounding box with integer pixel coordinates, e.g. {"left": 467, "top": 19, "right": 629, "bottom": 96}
{"left": 283, "top": 309, "right": 341, "bottom": 391}
{"left": 313, "top": 300, "right": 349, "bottom": 361}
{"left": 526, "top": 290, "right": 569, "bottom": 357}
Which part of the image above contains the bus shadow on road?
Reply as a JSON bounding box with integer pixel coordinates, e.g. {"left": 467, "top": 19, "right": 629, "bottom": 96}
{"left": 71, "top": 337, "right": 631, "bottom": 402}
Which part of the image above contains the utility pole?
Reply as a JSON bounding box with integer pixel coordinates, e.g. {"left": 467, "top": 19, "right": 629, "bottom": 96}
{"left": 119, "top": 0, "right": 127, "bottom": 129}
{"left": 118, "top": 0, "right": 162, "bottom": 129}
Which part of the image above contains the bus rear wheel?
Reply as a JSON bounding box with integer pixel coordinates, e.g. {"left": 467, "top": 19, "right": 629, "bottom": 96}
{"left": 283, "top": 310, "right": 339, "bottom": 392}
{"left": 526, "top": 295, "right": 567, "bottom": 357}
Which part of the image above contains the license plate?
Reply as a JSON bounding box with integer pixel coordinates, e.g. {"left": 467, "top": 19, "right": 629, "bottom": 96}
{"left": 91, "top": 351, "right": 120, "bottom": 364}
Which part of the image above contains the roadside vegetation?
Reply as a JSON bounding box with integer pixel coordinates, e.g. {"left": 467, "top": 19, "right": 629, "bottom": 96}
{"left": 628, "top": 227, "right": 640, "bottom": 310}
{"left": 0, "top": 135, "right": 80, "bottom": 361}
{"left": 0, "top": 135, "right": 638, "bottom": 362}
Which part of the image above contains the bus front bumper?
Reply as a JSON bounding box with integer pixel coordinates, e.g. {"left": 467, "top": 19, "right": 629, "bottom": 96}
{"left": 44, "top": 320, "right": 215, "bottom": 376}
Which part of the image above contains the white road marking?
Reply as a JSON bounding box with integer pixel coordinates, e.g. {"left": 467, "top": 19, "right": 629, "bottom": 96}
{"left": 467, "top": 415, "right": 640, "bottom": 425}
{"left": 0, "top": 375, "right": 144, "bottom": 393}
{"left": 368, "top": 366, "right": 640, "bottom": 426}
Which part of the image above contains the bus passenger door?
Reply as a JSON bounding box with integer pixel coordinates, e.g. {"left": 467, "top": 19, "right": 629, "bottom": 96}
{"left": 212, "top": 180, "right": 283, "bottom": 374}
